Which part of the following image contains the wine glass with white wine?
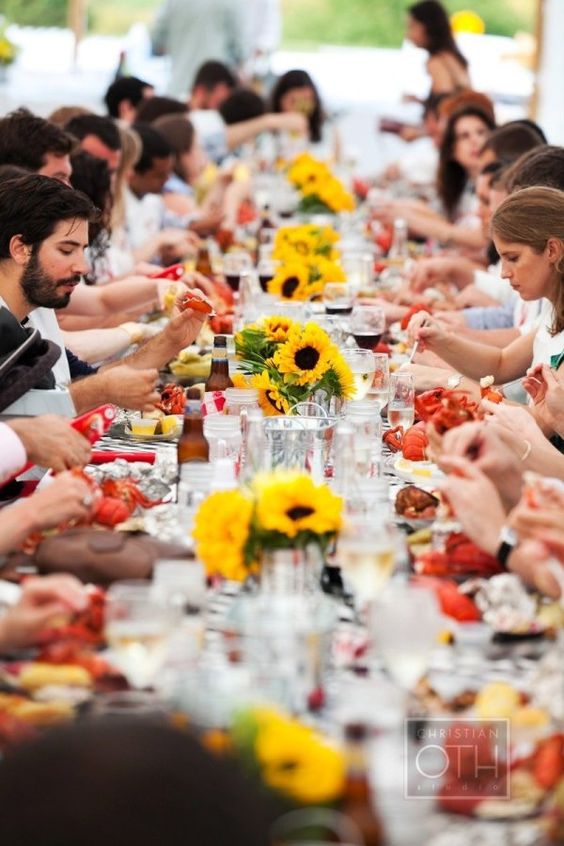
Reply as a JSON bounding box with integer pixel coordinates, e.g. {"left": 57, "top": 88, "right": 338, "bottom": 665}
{"left": 105, "top": 582, "right": 174, "bottom": 690}
{"left": 370, "top": 582, "right": 442, "bottom": 691}
{"left": 336, "top": 515, "right": 396, "bottom": 613}
{"left": 341, "top": 349, "right": 376, "bottom": 401}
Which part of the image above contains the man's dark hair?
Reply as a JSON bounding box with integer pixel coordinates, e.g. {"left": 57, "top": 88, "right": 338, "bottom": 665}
{"left": 219, "top": 88, "right": 266, "bottom": 125}
{"left": 65, "top": 114, "right": 121, "bottom": 151}
{"left": 136, "top": 96, "right": 188, "bottom": 124}
{"left": 480, "top": 121, "right": 545, "bottom": 166}
{"left": 131, "top": 123, "right": 172, "bottom": 173}
{"left": 104, "top": 76, "right": 153, "bottom": 118}
{"left": 0, "top": 108, "right": 74, "bottom": 172}
{"left": 70, "top": 151, "right": 112, "bottom": 277}
{"left": 422, "top": 91, "right": 448, "bottom": 119}
{"left": 0, "top": 720, "right": 271, "bottom": 846}
{"left": 192, "top": 59, "right": 237, "bottom": 92}
{"left": 504, "top": 145, "right": 564, "bottom": 193}
{"left": 0, "top": 174, "right": 96, "bottom": 260}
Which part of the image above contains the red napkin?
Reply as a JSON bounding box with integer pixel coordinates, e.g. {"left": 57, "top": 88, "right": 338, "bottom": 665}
{"left": 90, "top": 451, "right": 156, "bottom": 464}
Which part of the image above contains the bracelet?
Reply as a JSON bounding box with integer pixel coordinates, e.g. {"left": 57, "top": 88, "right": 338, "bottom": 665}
{"left": 519, "top": 439, "right": 532, "bottom": 461}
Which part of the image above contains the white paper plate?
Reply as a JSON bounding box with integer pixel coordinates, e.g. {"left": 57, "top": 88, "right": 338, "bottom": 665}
{"left": 392, "top": 455, "right": 444, "bottom": 487}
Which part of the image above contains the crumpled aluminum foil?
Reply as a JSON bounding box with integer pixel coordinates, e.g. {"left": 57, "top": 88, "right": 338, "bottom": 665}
{"left": 87, "top": 459, "right": 175, "bottom": 500}
{"left": 469, "top": 574, "right": 538, "bottom": 633}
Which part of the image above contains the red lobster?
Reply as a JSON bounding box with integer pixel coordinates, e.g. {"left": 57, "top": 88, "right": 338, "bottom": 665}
{"left": 72, "top": 469, "right": 164, "bottom": 528}
{"left": 383, "top": 421, "right": 428, "bottom": 460}
{"left": 414, "top": 532, "right": 501, "bottom": 579}
{"left": 156, "top": 383, "right": 186, "bottom": 415}
{"left": 415, "top": 388, "right": 479, "bottom": 435}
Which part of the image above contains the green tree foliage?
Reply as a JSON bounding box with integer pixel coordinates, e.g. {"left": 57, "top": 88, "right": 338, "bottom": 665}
{"left": 282, "top": 0, "right": 535, "bottom": 48}
{"left": 0, "top": 0, "right": 68, "bottom": 28}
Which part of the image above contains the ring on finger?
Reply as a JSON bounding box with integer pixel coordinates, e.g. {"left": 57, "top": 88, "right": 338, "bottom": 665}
{"left": 81, "top": 493, "right": 93, "bottom": 508}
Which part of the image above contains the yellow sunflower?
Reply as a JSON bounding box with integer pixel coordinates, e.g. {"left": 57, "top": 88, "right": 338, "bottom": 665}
{"left": 251, "top": 371, "right": 291, "bottom": 416}
{"left": 258, "top": 315, "right": 296, "bottom": 343}
{"left": 267, "top": 262, "right": 311, "bottom": 301}
{"left": 253, "top": 470, "right": 343, "bottom": 538}
{"left": 193, "top": 490, "right": 253, "bottom": 581}
{"left": 310, "top": 256, "right": 346, "bottom": 285}
{"left": 273, "top": 323, "right": 335, "bottom": 386}
{"left": 253, "top": 710, "right": 345, "bottom": 804}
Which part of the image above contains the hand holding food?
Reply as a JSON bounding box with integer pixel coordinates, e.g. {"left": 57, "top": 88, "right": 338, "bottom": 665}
{"left": 0, "top": 575, "right": 87, "bottom": 651}
{"left": 7, "top": 415, "right": 92, "bottom": 472}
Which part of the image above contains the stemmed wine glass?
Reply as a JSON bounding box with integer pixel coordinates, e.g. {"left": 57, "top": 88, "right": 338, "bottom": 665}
{"left": 223, "top": 251, "right": 252, "bottom": 294}
{"left": 350, "top": 305, "right": 385, "bottom": 350}
{"left": 341, "top": 348, "right": 376, "bottom": 400}
{"left": 370, "top": 582, "right": 442, "bottom": 691}
{"left": 322, "top": 283, "right": 354, "bottom": 316}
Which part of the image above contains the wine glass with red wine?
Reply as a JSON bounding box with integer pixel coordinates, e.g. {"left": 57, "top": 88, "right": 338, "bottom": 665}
{"left": 350, "top": 305, "right": 385, "bottom": 350}
{"left": 223, "top": 252, "right": 252, "bottom": 293}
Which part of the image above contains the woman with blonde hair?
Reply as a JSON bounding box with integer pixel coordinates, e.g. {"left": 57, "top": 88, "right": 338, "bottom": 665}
{"left": 409, "top": 187, "right": 564, "bottom": 434}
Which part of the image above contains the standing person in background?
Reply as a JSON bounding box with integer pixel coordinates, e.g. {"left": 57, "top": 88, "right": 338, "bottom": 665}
{"left": 242, "top": 0, "right": 281, "bottom": 91}
{"left": 151, "top": 0, "right": 248, "bottom": 100}
{"left": 406, "top": 0, "right": 470, "bottom": 98}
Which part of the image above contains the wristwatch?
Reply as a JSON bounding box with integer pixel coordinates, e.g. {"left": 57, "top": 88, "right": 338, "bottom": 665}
{"left": 495, "top": 525, "right": 518, "bottom": 570}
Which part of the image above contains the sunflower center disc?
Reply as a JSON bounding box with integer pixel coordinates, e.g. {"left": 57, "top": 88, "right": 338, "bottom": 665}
{"left": 286, "top": 506, "right": 315, "bottom": 520}
{"left": 294, "top": 346, "right": 320, "bottom": 370}
{"left": 281, "top": 276, "right": 300, "bottom": 297}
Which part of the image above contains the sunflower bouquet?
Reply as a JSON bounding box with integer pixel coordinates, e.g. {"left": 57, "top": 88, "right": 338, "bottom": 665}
{"left": 234, "top": 316, "right": 354, "bottom": 415}
{"left": 229, "top": 706, "right": 345, "bottom": 805}
{"left": 268, "top": 223, "right": 344, "bottom": 301}
{"left": 288, "top": 152, "right": 355, "bottom": 215}
{"left": 193, "top": 469, "right": 343, "bottom": 581}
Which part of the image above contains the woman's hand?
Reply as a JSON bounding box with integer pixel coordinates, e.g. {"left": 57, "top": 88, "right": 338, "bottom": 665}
{"left": 439, "top": 455, "right": 507, "bottom": 555}
{"left": 524, "top": 363, "right": 564, "bottom": 436}
{"left": 406, "top": 312, "right": 451, "bottom": 353}
{"left": 0, "top": 575, "right": 88, "bottom": 651}
{"left": 481, "top": 398, "right": 549, "bottom": 446}
{"left": 437, "top": 421, "right": 524, "bottom": 507}
{"left": 507, "top": 539, "right": 563, "bottom": 600}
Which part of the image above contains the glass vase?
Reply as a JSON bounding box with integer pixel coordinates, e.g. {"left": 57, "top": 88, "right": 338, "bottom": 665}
{"left": 259, "top": 545, "right": 324, "bottom": 595}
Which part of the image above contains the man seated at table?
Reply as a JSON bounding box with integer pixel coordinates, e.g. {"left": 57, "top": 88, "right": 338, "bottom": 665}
{"left": 104, "top": 75, "right": 155, "bottom": 124}
{"left": 0, "top": 174, "right": 209, "bottom": 414}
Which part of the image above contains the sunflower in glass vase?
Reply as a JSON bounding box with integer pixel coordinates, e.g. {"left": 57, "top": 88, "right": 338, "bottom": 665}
{"left": 235, "top": 316, "right": 354, "bottom": 415}
{"left": 193, "top": 469, "right": 343, "bottom": 582}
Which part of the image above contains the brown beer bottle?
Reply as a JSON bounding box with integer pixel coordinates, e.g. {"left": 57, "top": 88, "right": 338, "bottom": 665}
{"left": 340, "top": 723, "right": 385, "bottom": 846}
{"left": 204, "top": 335, "right": 233, "bottom": 395}
{"left": 256, "top": 204, "right": 276, "bottom": 247}
{"left": 195, "top": 240, "right": 214, "bottom": 278}
{"left": 177, "top": 402, "right": 209, "bottom": 468}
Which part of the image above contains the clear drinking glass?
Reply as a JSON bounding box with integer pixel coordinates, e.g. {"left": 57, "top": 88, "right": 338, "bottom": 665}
{"left": 341, "top": 348, "right": 376, "bottom": 401}
{"left": 350, "top": 304, "right": 385, "bottom": 350}
{"left": 203, "top": 415, "right": 242, "bottom": 463}
{"left": 387, "top": 371, "right": 415, "bottom": 430}
{"left": 368, "top": 352, "right": 390, "bottom": 413}
{"left": 105, "top": 582, "right": 174, "bottom": 689}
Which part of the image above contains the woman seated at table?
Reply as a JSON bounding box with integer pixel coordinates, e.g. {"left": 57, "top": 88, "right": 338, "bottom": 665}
{"left": 408, "top": 186, "right": 564, "bottom": 433}
{"left": 374, "top": 103, "right": 496, "bottom": 252}
{"left": 270, "top": 68, "right": 341, "bottom": 163}
{"left": 153, "top": 113, "right": 250, "bottom": 235}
